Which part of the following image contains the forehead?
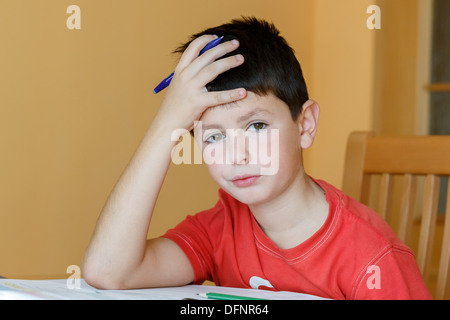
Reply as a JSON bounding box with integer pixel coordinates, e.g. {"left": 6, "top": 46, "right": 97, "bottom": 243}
{"left": 200, "top": 92, "right": 287, "bottom": 124}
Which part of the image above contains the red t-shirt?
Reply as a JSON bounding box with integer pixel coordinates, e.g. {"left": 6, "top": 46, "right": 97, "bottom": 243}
{"left": 162, "top": 179, "right": 432, "bottom": 300}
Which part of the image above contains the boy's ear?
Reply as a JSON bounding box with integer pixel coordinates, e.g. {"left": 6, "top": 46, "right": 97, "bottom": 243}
{"left": 297, "top": 100, "right": 320, "bottom": 149}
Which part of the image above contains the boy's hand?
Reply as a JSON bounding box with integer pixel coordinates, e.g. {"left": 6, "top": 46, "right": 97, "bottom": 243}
{"left": 156, "top": 35, "right": 246, "bottom": 132}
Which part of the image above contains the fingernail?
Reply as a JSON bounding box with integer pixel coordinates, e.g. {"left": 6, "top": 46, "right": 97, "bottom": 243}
{"left": 231, "top": 39, "right": 239, "bottom": 46}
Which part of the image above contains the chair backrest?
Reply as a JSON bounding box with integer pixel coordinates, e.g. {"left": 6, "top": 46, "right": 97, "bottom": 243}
{"left": 342, "top": 131, "right": 450, "bottom": 299}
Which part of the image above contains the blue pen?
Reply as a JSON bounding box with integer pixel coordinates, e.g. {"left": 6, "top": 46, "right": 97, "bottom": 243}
{"left": 153, "top": 36, "right": 224, "bottom": 94}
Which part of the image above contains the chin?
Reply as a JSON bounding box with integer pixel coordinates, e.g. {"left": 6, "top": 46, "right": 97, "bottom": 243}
{"left": 224, "top": 185, "right": 274, "bottom": 206}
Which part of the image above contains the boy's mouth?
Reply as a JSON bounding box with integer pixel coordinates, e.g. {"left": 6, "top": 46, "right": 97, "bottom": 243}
{"left": 231, "top": 175, "right": 261, "bottom": 188}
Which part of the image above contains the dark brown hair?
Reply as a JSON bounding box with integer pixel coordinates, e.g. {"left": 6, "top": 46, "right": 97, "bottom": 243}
{"left": 173, "top": 16, "right": 309, "bottom": 120}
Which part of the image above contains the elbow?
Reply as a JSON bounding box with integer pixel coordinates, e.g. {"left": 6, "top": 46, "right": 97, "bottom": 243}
{"left": 82, "top": 264, "right": 107, "bottom": 289}
{"left": 83, "top": 269, "right": 125, "bottom": 290}
{"left": 82, "top": 260, "right": 125, "bottom": 290}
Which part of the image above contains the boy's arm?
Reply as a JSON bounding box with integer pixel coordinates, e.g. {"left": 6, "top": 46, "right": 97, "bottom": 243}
{"left": 82, "top": 35, "right": 245, "bottom": 289}
{"left": 351, "top": 248, "right": 432, "bottom": 300}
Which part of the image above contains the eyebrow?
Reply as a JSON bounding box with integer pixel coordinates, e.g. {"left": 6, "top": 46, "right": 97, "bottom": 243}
{"left": 201, "top": 108, "right": 272, "bottom": 131}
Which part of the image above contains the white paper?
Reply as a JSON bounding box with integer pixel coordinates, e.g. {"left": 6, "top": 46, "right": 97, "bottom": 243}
{"left": 0, "top": 279, "right": 328, "bottom": 300}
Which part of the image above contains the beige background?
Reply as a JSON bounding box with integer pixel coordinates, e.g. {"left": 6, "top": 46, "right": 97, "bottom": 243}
{"left": 0, "top": 0, "right": 424, "bottom": 278}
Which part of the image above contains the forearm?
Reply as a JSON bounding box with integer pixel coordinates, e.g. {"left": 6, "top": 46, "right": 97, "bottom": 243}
{"left": 83, "top": 119, "right": 177, "bottom": 286}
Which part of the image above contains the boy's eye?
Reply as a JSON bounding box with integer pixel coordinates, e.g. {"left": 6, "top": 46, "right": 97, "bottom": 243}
{"left": 205, "top": 132, "right": 225, "bottom": 143}
{"left": 248, "top": 122, "right": 267, "bottom": 131}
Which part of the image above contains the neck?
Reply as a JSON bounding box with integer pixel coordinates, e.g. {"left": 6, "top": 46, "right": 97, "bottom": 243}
{"left": 249, "top": 173, "right": 328, "bottom": 249}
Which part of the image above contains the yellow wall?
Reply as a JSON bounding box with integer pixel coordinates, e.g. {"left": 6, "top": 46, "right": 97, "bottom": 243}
{"left": 0, "top": 0, "right": 420, "bottom": 279}
{"left": 303, "top": 0, "right": 377, "bottom": 186}
{"left": 373, "top": 0, "right": 420, "bottom": 136}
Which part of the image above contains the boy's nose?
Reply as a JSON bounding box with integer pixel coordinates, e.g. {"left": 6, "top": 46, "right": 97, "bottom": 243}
{"left": 226, "top": 129, "right": 249, "bottom": 165}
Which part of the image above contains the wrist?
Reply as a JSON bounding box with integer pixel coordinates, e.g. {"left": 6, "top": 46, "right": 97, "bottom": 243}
{"left": 151, "top": 109, "right": 194, "bottom": 140}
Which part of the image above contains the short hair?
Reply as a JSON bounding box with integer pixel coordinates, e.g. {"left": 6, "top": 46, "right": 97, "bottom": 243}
{"left": 173, "top": 16, "right": 309, "bottom": 120}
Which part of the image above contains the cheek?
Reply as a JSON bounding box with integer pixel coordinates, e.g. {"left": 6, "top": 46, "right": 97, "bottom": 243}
{"left": 247, "top": 131, "right": 279, "bottom": 174}
{"left": 205, "top": 163, "right": 225, "bottom": 185}
{"left": 202, "top": 141, "right": 226, "bottom": 166}
{"left": 277, "top": 130, "right": 302, "bottom": 168}
{"left": 258, "top": 129, "right": 300, "bottom": 169}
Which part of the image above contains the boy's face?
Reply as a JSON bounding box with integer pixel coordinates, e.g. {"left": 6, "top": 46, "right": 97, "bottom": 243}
{"left": 194, "top": 92, "right": 313, "bottom": 205}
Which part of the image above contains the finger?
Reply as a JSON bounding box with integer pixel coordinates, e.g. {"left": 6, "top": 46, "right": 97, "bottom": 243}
{"left": 184, "top": 39, "right": 240, "bottom": 80}
{"left": 175, "top": 35, "right": 218, "bottom": 72}
{"left": 202, "top": 88, "right": 247, "bottom": 108}
{"left": 195, "top": 53, "right": 244, "bottom": 86}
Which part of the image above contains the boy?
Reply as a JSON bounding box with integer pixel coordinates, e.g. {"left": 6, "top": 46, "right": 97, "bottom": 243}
{"left": 83, "top": 17, "right": 432, "bottom": 299}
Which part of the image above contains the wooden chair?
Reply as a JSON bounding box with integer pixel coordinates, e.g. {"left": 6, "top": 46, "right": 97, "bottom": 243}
{"left": 342, "top": 131, "right": 450, "bottom": 299}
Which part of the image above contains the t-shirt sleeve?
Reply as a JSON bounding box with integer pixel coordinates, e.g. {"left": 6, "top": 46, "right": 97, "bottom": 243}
{"left": 351, "top": 246, "right": 433, "bottom": 300}
{"left": 161, "top": 213, "right": 216, "bottom": 284}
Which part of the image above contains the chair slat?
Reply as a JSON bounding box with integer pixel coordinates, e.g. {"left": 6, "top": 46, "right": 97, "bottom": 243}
{"left": 436, "top": 178, "right": 450, "bottom": 299}
{"left": 377, "top": 173, "right": 393, "bottom": 220}
{"left": 397, "top": 174, "right": 417, "bottom": 245}
{"left": 342, "top": 132, "right": 374, "bottom": 202}
{"left": 360, "top": 173, "right": 371, "bottom": 206}
{"left": 417, "top": 174, "right": 440, "bottom": 276}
